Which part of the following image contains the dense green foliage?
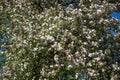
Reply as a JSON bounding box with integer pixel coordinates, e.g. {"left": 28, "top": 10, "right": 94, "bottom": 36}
{"left": 0, "top": 0, "right": 120, "bottom": 80}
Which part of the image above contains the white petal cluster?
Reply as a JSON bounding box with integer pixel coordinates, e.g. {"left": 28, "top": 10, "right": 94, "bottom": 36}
{"left": 1, "top": 0, "right": 119, "bottom": 80}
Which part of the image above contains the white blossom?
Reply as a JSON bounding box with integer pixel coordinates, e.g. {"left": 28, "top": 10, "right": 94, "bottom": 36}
{"left": 67, "top": 64, "right": 73, "bottom": 70}
{"left": 54, "top": 54, "right": 59, "bottom": 63}
{"left": 97, "top": 9, "right": 102, "bottom": 14}
{"left": 75, "top": 73, "right": 79, "bottom": 79}
{"left": 57, "top": 43, "right": 63, "bottom": 51}
{"left": 46, "top": 35, "right": 55, "bottom": 41}
{"left": 33, "top": 47, "right": 38, "bottom": 51}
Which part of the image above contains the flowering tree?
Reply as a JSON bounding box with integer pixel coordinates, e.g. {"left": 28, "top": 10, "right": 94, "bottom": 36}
{"left": 0, "top": 0, "right": 120, "bottom": 80}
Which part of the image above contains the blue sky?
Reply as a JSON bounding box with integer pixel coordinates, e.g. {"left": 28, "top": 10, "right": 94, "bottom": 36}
{"left": 109, "top": 11, "right": 120, "bottom": 35}
{"left": 110, "top": 11, "right": 120, "bottom": 20}
{"left": 0, "top": 38, "right": 3, "bottom": 42}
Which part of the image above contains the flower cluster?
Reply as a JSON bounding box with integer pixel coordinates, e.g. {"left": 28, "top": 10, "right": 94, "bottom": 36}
{"left": 0, "top": 0, "right": 120, "bottom": 80}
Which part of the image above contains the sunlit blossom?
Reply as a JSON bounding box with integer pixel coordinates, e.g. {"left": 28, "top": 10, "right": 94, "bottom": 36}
{"left": 1, "top": 1, "right": 119, "bottom": 80}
